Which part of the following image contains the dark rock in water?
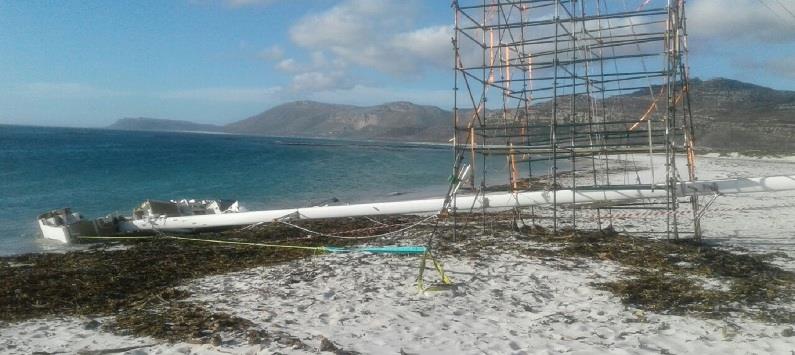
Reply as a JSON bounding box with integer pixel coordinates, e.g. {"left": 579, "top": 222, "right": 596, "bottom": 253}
{"left": 82, "top": 319, "right": 101, "bottom": 330}
{"left": 782, "top": 327, "right": 794, "bottom": 337}
{"left": 388, "top": 192, "right": 405, "bottom": 196}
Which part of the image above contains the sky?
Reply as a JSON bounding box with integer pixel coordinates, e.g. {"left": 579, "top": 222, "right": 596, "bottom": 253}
{"left": 0, "top": 0, "right": 793, "bottom": 128}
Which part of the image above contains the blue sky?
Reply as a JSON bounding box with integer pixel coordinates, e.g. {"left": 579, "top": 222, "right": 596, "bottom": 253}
{"left": 0, "top": 0, "right": 793, "bottom": 127}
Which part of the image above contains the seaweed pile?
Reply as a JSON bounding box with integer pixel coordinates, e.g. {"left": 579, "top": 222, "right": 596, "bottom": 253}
{"left": 428, "top": 217, "right": 794, "bottom": 322}
{"left": 3, "top": 212, "right": 793, "bottom": 346}
{"left": 1, "top": 216, "right": 416, "bottom": 346}
{"left": 516, "top": 226, "right": 795, "bottom": 322}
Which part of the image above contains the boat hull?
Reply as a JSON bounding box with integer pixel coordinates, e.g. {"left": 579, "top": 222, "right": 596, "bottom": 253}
{"left": 37, "top": 175, "right": 795, "bottom": 243}
{"left": 37, "top": 219, "right": 72, "bottom": 243}
{"left": 122, "top": 175, "right": 795, "bottom": 233}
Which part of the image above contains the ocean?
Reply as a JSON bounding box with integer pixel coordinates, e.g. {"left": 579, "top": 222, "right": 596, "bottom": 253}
{"left": 0, "top": 125, "right": 462, "bottom": 255}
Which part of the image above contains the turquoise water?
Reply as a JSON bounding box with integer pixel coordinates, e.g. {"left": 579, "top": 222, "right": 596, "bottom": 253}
{"left": 0, "top": 125, "right": 459, "bottom": 255}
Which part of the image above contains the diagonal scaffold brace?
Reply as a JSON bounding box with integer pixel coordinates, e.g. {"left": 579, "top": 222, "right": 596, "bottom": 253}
{"left": 415, "top": 166, "right": 470, "bottom": 291}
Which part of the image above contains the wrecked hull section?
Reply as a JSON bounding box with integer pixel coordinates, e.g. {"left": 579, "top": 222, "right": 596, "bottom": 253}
{"left": 36, "top": 175, "right": 795, "bottom": 243}
{"left": 36, "top": 199, "right": 242, "bottom": 242}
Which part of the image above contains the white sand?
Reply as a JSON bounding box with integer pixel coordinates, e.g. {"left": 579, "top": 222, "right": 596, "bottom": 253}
{"left": 2, "top": 154, "right": 795, "bottom": 354}
{"left": 616, "top": 154, "right": 795, "bottom": 270}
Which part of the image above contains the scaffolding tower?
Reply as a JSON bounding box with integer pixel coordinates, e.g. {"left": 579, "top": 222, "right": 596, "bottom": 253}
{"left": 447, "top": 0, "right": 701, "bottom": 239}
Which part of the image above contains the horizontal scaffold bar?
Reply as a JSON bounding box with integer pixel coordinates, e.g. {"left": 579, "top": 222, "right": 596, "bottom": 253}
{"left": 458, "top": 8, "right": 667, "bottom": 32}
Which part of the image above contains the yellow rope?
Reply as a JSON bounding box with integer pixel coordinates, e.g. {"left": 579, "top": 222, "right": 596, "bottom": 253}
{"left": 77, "top": 236, "right": 156, "bottom": 240}
{"left": 76, "top": 235, "right": 325, "bottom": 252}
{"left": 79, "top": 235, "right": 434, "bottom": 286}
{"left": 164, "top": 235, "right": 325, "bottom": 251}
{"left": 416, "top": 250, "right": 453, "bottom": 292}
{"left": 278, "top": 214, "right": 437, "bottom": 240}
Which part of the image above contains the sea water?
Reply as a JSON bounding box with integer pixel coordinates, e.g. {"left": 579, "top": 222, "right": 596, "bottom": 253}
{"left": 0, "top": 125, "right": 454, "bottom": 255}
{"left": 0, "top": 125, "right": 553, "bottom": 256}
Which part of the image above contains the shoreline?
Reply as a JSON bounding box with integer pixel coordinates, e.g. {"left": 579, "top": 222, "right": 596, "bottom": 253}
{"left": 0, "top": 125, "right": 455, "bottom": 257}
{"left": 2, "top": 213, "right": 794, "bottom": 354}
{"left": 2, "top": 152, "right": 794, "bottom": 353}
{"left": 8, "top": 152, "right": 795, "bottom": 258}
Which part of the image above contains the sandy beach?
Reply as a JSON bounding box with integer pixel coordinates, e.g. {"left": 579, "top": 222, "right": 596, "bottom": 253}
{"left": 2, "top": 154, "right": 795, "bottom": 354}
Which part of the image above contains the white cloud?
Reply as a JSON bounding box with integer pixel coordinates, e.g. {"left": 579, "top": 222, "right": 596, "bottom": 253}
{"left": 270, "top": 0, "right": 452, "bottom": 93}
{"left": 160, "top": 86, "right": 283, "bottom": 103}
{"left": 391, "top": 25, "right": 453, "bottom": 68}
{"left": 290, "top": 2, "right": 374, "bottom": 48}
{"left": 290, "top": 71, "right": 351, "bottom": 92}
{"left": 276, "top": 58, "right": 300, "bottom": 72}
{"left": 310, "top": 51, "right": 328, "bottom": 67}
{"left": 273, "top": 51, "right": 339, "bottom": 73}
{"left": 257, "top": 45, "right": 284, "bottom": 61}
{"left": 288, "top": 0, "right": 449, "bottom": 77}
{"left": 689, "top": 0, "right": 795, "bottom": 43}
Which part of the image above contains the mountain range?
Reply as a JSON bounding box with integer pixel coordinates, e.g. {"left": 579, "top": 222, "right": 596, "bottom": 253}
{"left": 106, "top": 78, "right": 795, "bottom": 152}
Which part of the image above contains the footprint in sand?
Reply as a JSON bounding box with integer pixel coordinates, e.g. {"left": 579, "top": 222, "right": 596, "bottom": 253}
{"left": 317, "top": 313, "right": 329, "bottom": 325}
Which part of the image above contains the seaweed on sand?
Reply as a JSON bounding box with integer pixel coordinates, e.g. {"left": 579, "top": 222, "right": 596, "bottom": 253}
{"left": 1, "top": 239, "right": 311, "bottom": 322}
{"left": 1, "top": 216, "right": 415, "bottom": 343}
{"left": 108, "top": 303, "right": 254, "bottom": 343}
{"left": 516, "top": 226, "right": 795, "bottom": 322}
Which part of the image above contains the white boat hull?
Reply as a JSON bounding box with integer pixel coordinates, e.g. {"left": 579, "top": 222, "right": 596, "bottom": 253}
{"left": 36, "top": 175, "right": 795, "bottom": 242}
{"left": 120, "top": 175, "right": 795, "bottom": 234}
{"left": 37, "top": 219, "right": 72, "bottom": 243}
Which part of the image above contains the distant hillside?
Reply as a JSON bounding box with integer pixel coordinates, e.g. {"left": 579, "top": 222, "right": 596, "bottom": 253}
{"left": 683, "top": 78, "right": 795, "bottom": 152}
{"left": 223, "top": 101, "right": 451, "bottom": 142}
{"left": 608, "top": 78, "right": 795, "bottom": 152}
{"left": 222, "top": 79, "right": 794, "bottom": 151}
{"left": 107, "top": 117, "right": 222, "bottom": 133}
{"left": 516, "top": 78, "right": 795, "bottom": 153}
{"left": 105, "top": 77, "right": 795, "bottom": 152}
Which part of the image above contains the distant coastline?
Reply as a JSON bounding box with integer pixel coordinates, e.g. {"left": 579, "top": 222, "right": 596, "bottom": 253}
{"left": 6, "top": 77, "right": 795, "bottom": 153}
{"left": 104, "top": 77, "right": 795, "bottom": 153}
